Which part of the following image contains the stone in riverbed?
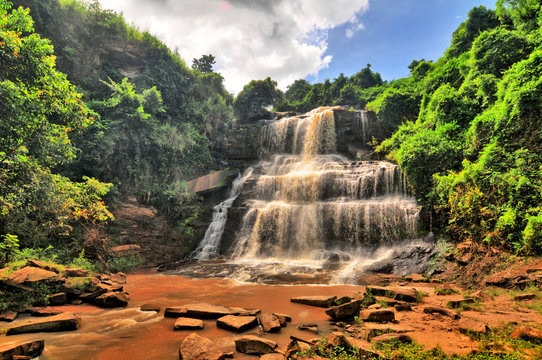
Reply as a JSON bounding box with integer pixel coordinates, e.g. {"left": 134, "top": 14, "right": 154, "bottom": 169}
{"left": 235, "top": 335, "right": 277, "bottom": 354}
{"left": 49, "top": 292, "right": 67, "bottom": 306}
{"left": 216, "top": 315, "right": 257, "bottom": 332}
{"left": 290, "top": 296, "right": 337, "bottom": 308}
{"left": 6, "top": 313, "right": 80, "bottom": 335}
{"left": 165, "top": 307, "right": 188, "bottom": 318}
{"left": 298, "top": 323, "right": 318, "bottom": 334}
{"left": 179, "top": 333, "right": 224, "bottom": 360}
{"left": 273, "top": 313, "right": 291, "bottom": 327}
{"left": 174, "top": 318, "right": 204, "bottom": 330}
{"left": 92, "top": 292, "right": 129, "bottom": 308}
{"left": 179, "top": 303, "right": 238, "bottom": 319}
{"left": 30, "top": 307, "right": 63, "bottom": 317}
{"left": 325, "top": 300, "right": 362, "bottom": 320}
{"left": 140, "top": 303, "right": 161, "bottom": 312}
{"left": 360, "top": 309, "right": 395, "bottom": 323}
{"left": 0, "top": 340, "right": 44, "bottom": 360}
{"left": 258, "top": 313, "right": 281, "bottom": 333}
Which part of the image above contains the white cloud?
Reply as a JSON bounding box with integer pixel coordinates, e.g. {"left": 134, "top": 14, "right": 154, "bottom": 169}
{"left": 99, "top": 0, "right": 369, "bottom": 94}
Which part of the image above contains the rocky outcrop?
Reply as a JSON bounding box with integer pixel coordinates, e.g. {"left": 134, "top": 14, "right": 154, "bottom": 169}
{"left": 6, "top": 313, "right": 80, "bottom": 335}
{"left": 235, "top": 335, "right": 277, "bottom": 355}
{"left": 179, "top": 333, "right": 225, "bottom": 360}
{"left": 187, "top": 170, "right": 238, "bottom": 195}
{"left": 510, "top": 326, "right": 542, "bottom": 342}
{"left": 0, "top": 340, "right": 44, "bottom": 360}
{"left": 7, "top": 267, "right": 58, "bottom": 284}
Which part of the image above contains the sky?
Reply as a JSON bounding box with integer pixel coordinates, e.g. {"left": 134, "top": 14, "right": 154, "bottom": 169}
{"left": 98, "top": 0, "right": 497, "bottom": 94}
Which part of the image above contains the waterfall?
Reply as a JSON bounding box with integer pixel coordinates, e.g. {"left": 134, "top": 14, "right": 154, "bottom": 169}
{"left": 191, "top": 168, "right": 253, "bottom": 260}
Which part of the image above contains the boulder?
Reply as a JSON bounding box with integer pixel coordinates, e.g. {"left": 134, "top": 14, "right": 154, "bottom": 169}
{"left": 179, "top": 333, "right": 224, "bottom": 360}
{"left": 423, "top": 306, "right": 460, "bottom": 320}
{"left": 290, "top": 296, "right": 337, "bottom": 308}
{"left": 0, "top": 312, "right": 18, "bottom": 322}
{"left": 298, "top": 323, "right": 318, "bottom": 334}
{"left": 0, "top": 340, "right": 44, "bottom": 360}
{"left": 110, "top": 272, "right": 127, "bottom": 284}
{"left": 360, "top": 309, "right": 395, "bottom": 323}
{"left": 273, "top": 313, "right": 291, "bottom": 327}
{"left": 511, "top": 326, "right": 542, "bottom": 342}
{"left": 394, "top": 303, "right": 412, "bottom": 312}
{"left": 8, "top": 267, "right": 58, "bottom": 284}
{"left": 235, "top": 335, "right": 277, "bottom": 354}
{"left": 30, "top": 307, "right": 63, "bottom": 317}
{"left": 216, "top": 315, "right": 257, "bottom": 332}
{"left": 63, "top": 267, "right": 90, "bottom": 277}
{"left": 325, "top": 300, "right": 361, "bottom": 320}
{"left": 174, "top": 318, "right": 204, "bottom": 330}
{"left": 258, "top": 313, "right": 281, "bottom": 333}
{"left": 96, "top": 282, "right": 123, "bottom": 293}
{"left": 458, "top": 319, "right": 489, "bottom": 335}
{"left": 446, "top": 298, "right": 475, "bottom": 309}
{"left": 49, "top": 292, "right": 67, "bottom": 306}
{"left": 6, "top": 313, "right": 80, "bottom": 335}
{"left": 179, "top": 303, "right": 238, "bottom": 319}
{"left": 371, "top": 333, "right": 412, "bottom": 344}
{"left": 140, "top": 303, "right": 161, "bottom": 312}
{"left": 92, "top": 292, "right": 129, "bottom": 308}
{"left": 514, "top": 293, "right": 536, "bottom": 301}
{"left": 79, "top": 288, "right": 107, "bottom": 302}
{"left": 326, "top": 332, "right": 352, "bottom": 350}
{"left": 393, "top": 289, "right": 418, "bottom": 303}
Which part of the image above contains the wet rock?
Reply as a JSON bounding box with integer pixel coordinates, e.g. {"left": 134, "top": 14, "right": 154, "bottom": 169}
{"left": 273, "top": 313, "right": 291, "bottom": 327}
{"left": 258, "top": 313, "right": 281, "bottom": 333}
{"left": 325, "top": 300, "right": 362, "bottom": 320}
{"left": 371, "top": 333, "right": 412, "bottom": 344}
{"left": 174, "top": 318, "right": 204, "bottom": 330}
{"left": 49, "top": 292, "right": 67, "bottom": 306}
{"left": 140, "top": 303, "right": 161, "bottom": 312}
{"left": 30, "top": 307, "right": 63, "bottom": 317}
{"left": 92, "top": 292, "right": 129, "bottom": 308}
{"left": 79, "top": 288, "right": 107, "bottom": 302}
{"left": 235, "top": 335, "right": 277, "bottom": 354}
{"left": 63, "top": 267, "right": 90, "bottom": 277}
{"left": 364, "top": 241, "right": 436, "bottom": 276}
{"left": 8, "top": 267, "right": 58, "bottom": 284}
{"left": 181, "top": 303, "right": 238, "bottom": 319}
{"left": 458, "top": 319, "right": 489, "bottom": 335}
{"left": 0, "top": 340, "right": 44, "bottom": 360}
{"left": 216, "top": 315, "right": 257, "bottom": 332}
{"left": 446, "top": 298, "right": 475, "bottom": 309}
{"left": 96, "top": 282, "right": 123, "bottom": 293}
{"left": 260, "top": 353, "right": 285, "bottom": 360}
{"left": 232, "top": 307, "right": 261, "bottom": 316}
{"left": 6, "top": 313, "right": 80, "bottom": 335}
{"left": 514, "top": 293, "right": 536, "bottom": 301}
{"left": 0, "top": 312, "right": 18, "bottom": 322}
{"left": 179, "top": 333, "right": 224, "bottom": 360}
{"left": 298, "top": 323, "right": 318, "bottom": 334}
{"left": 26, "top": 260, "right": 59, "bottom": 273}
{"left": 423, "top": 306, "right": 460, "bottom": 319}
{"left": 360, "top": 309, "right": 395, "bottom": 323}
{"left": 290, "top": 295, "right": 337, "bottom": 308}
{"left": 511, "top": 326, "right": 542, "bottom": 342}
{"left": 165, "top": 307, "right": 188, "bottom": 318}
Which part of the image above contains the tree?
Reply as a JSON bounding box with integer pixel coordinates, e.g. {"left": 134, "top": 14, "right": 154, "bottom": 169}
{"left": 192, "top": 54, "right": 216, "bottom": 74}
{"left": 284, "top": 79, "right": 312, "bottom": 103}
{"left": 350, "top": 64, "right": 383, "bottom": 89}
{"left": 233, "top": 77, "right": 283, "bottom": 122}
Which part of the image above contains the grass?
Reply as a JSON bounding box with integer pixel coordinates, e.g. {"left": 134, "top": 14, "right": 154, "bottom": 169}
{"left": 435, "top": 287, "right": 460, "bottom": 296}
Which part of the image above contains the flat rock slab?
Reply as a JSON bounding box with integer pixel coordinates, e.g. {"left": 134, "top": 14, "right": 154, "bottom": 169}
{"left": 7, "top": 267, "right": 58, "bottom": 284}
{"left": 26, "top": 260, "right": 59, "bottom": 273}
{"left": 49, "top": 292, "right": 67, "bottom": 306}
{"left": 360, "top": 309, "right": 395, "bottom": 323}
{"left": 30, "top": 307, "right": 63, "bottom": 317}
{"left": 140, "top": 303, "right": 161, "bottom": 312}
{"left": 393, "top": 289, "right": 418, "bottom": 303}
{"left": 364, "top": 323, "right": 415, "bottom": 340}
{"left": 458, "top": 319, "right": 489, "bottom": 335}
{"left": 217, "top": 315, "right": 257, "bottom": 332}
{"left": 179, "top": 303, "right": 239, "bottom": 319}
{"left": 0, "top": 312, "right": 18, "bottom": 322}
{"left": 235, "top": 335, "right": 277, "bottom": 354}
{"left": 179, "top": 332, "right": 224, "bottom": 360}
{"left": 371, "top": 333, "right": 412, "bottom": 344}
{"left": 290, "top": 296, "right": 337, "bottom": 308}
{"left": 6, "top": 313, "right": 80, "bottom": 335}
{"left": 174, "top": 318, "right": 204, "bottom": 330}
{"left": 273, "top": 313, "right": 291, "bottom": 327}
{"left": 165, "top": 307, "right": 188, "bottom": 318}
{"left": 0, "top": 340, "right": 44, "bottom": 360}
{"left": 325, "top": 300, "right": 361, "bottom": 320}
{"left": 514, "top": 293, "right": 536, "bottom": 301}
{"left": 258, "top": 313, "right": 281, "bottom": 333}
{"left": 63, "top": 267, "right": 90, "bottom": 277}
{"left": 423, "top": 306, "right": 460, "bottom": 320}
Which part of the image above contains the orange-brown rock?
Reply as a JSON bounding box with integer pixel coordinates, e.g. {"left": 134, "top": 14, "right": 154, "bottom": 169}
{"left": 360, "top": 309, "right": 395, "bottom": 323}
{"left": 258, "top": 313, "right": 281, "bottom": 333}
{"left": 179, "top": 333, "right": 224, "bottom": 360}
{"left": 6, "top": 313, "right": 80, "bottom": 335}
{"left": 290, "top": 296, "right": 337, "bottom": 308}
{"left": 325, "top": 300, "right": 361, "bottom": 320}
{"left": 371, "top": 333, "right": 412, "bottom": 344}
{"left": 510, "top": 326, "right": 542, "bottom": 342}
{"left": 174, "top": 318, "right": 204, "bottom": 330}
{"left": 48, "top": 292, "right": 67, "bottom": 306}
{"left": 235, "top": 335, "right": 277, "bottom": 354}
{"left": 0, "top": 312, "right": 18, "bottom": 322}
{"left": 63, "top": 267, "right": 90, "bottom": 277}
{"left": 92, "top": 292, "right": 129, "bottom": 308}
{"left": 140, "top": 303, "right": 161, "bottom": 312}
{"left": 25, "top": 260, "right": 59, "bottom": 273}
{"left": 30, "top": 307, "right": 63, "bottom": 317}
{"left": 423, "top": 306, "right": 460, "bottom": 319}
{"left": 273, "top": 313, "right": 291, "bottom": 327}
{"left": 216, "top": 315, "right": 257, "bottom": 332}
{"left": 7, "top": 267, "right": 58, "bottom": 284}
{"left": 514, "top": 293, "right": 536, "bottom": 301}
{"left": 0, "top": 340, "right": 44, "bottom": 360}
{"left": 180, "top": 303, "right": 238, "bottom": 319}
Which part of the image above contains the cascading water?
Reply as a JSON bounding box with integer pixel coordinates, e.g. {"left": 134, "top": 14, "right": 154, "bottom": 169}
{"left": 185, "top": 107, "right": 431, "bottom": 284}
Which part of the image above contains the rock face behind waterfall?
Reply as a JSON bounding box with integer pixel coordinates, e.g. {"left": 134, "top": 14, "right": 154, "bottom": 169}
{"left": 216, "top": 107, "right": 424, "bottom": 263}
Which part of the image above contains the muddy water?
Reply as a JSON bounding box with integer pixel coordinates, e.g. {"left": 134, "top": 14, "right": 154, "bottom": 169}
{"left": 0, "top": 270, "right": 363, "bottom": 360}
